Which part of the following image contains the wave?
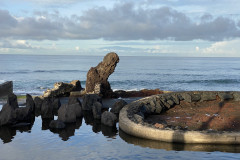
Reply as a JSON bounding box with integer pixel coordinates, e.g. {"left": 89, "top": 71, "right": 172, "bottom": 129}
{"left": 0, "top": 70, "right": 86, "bottom": 75}
{"left": 177, "top": 79, "right": 240, "bottom": 84}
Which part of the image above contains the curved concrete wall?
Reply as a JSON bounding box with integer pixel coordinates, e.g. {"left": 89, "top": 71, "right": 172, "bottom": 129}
{"left": 119, "top": 91, "right": 240, "bottom": 144}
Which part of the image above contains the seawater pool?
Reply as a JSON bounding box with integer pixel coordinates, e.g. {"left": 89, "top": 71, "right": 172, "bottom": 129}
{"left": 0, "top": 101, "right": 240, "bottom": 160}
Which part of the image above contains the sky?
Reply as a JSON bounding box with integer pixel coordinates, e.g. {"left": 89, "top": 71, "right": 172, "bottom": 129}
{"left": 0, "top": 0, "right": 240, "bottom": 56}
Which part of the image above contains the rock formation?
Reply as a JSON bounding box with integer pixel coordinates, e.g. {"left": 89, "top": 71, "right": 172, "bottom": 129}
{"left": 110, "top": 99, "right": 127, "bottom": 114}
{"left": 0, "top": 81, "right": 13, "bottom": 97}
{"left": 101, "top": 111, "right": 117, "bottom": 127}
{"left": 43, "top": 80, "right": 82, "bottom": 98}
{"left": 85, "top": 52, "right": 119, "bottom": 97}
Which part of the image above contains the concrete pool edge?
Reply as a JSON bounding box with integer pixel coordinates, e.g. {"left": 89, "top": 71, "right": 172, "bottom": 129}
{"left": 119, "top": 91, "right": 240, "bottom": 144}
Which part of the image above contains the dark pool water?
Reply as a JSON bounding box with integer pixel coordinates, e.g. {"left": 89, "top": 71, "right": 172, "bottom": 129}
{"left": 0, "top": 100, "right": 240, "bottom": 160}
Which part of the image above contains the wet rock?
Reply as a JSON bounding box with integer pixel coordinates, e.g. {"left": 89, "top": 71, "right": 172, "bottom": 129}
{"left": 68, "top": 97, "right": 81, "bottom": 105}
{"left": 43, "top": 80, "right": 82, "bottom": 98}
{"left": 85, "top": 52, "right": 119, "bottom": 97}
{"left": 26, "top": 94, "right": 35, "bottom": 112}
{"left": 58, "top": 103, "right": 82, "bottom": 123}
{"left": 49, "top": 120, "right": 65, "bottom": 129}
{"left": 7, "top": 93, "right": 18, "bottom": 110}
{"left": 58, "top": 104, "right": 76, "bottom": 123}
{"left": 0, "top": 81, "right": 13, "bottom": 98}
{"left": 101, "top": 111, "right": 117, "bottom": 127}
{"left": 41, "top": 98, "right": 54, "bottom": 119}
{"left": 82, "top": 94, "right": 102, "bottom": 111}
{"left": 15, "top": 107, "right": 32, "bottom": 122}
{"left": 110, "top": 99, "right": 127, "bottom": 114}
{"left": 0, "top": 104, "right": 16, "bottom": 126}
{"left": 201, "top": 92, "right": 216, "bottom": 101}
{"left": 92, "top": 102, "right": 102, "bottom": 119}
{"left": 218, "top": 92, "right": 234, "bottom": 101}
{"left": 34, "top": 96, "right": 43, "bottom": 114}
{"left": 52, "top": 98, "right": 61, "bottom": 110}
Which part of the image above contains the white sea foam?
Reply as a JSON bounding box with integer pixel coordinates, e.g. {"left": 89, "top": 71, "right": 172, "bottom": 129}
{"left": 0, "top": 80, "right": 6, "bottom": 83}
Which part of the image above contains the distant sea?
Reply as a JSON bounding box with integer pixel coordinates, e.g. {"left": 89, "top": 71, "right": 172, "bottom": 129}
{"left": 0, "top": 54, "right": 240, "bottom": 95}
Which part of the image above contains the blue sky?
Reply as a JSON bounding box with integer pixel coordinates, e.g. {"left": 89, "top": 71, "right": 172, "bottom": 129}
{"left": 0, "top": 0, "right": 240, "bottom": 56}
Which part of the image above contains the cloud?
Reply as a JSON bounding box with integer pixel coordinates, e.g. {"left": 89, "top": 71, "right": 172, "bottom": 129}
{"left": 0, "top": 39, "right": 39, "bottom": 49}
{"left": 0, "top": 3, "right": 240, "bottom": 41}
{"left": 202, "top": 39, "right": 240, "bottom": 56}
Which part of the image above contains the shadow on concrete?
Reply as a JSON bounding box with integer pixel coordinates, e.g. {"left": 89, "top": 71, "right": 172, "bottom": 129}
{"left": 119, "top": 129, "right": 240, "bottom": 153}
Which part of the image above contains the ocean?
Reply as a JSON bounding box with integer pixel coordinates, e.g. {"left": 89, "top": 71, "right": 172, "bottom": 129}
{"left": 0, "top": 54, "right": 240, "bottom": 160}
{"left": 0, "top": 54, "right": 240, "bottom": 95}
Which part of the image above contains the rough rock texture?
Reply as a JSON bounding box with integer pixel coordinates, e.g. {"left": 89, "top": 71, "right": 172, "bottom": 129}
{"left": 113, "top": 89, "right": 164, "bottom": 98}
{"left": 43, "top": 80, "right": 82, "bottom": 98}
{"left": 49, "top": 120, "right": 65, "bottom": 129}
{"left": 7, "top": 93, "right": 18, "bottom": 110}
{"left": 52, "top": 98, "right": 61, "bottom": 110}
{"left": 41, "top": 98, "right": 54, "bottom": 119}
{"left": 101, "top": 111, "right": 117, "bottom": 127}
{"left": 15, "top": 107, "right": 32, "bottom": 122}
{"left": 58, "top": 104, "right": 76, "bottom": 123}
{"left": 34, "top": 96, "right": 43, "bottom": 114}
{"left": 68, "top": 97, "right": 81, "bottom": 105}
{"left": 26, "top": 94, "right": 35, "bottom": 112}
{"left": 82, "top": 94, "right": 102, "bottom": 111}
{"left": 0, "top": 104, "right": 16, "bottom": 126}
{"left": 110, "top": 99, "right": 127, "bottom": 114}
{"left": 92, "top": 102, "right": 102, "bottom": 119}
{"left": 85, "top": 52, "right": 119, "bottom": 97}
{"left": 0, "top": 81, "right": 13, "bottom": 97}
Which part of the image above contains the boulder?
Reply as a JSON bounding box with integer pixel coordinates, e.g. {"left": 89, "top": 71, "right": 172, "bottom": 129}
{"left": 52, "top": 98, "right": 61, "bottom": 110}
{"left": 70, "top": 103, "right": 82, "bottom": 118}
{"left": 0, "top": 81, "right": 13, "bottom": 98}
{"left": 26, "top": 94, "right": 35, "bottom": 112}
{"left": 58, "top": 104, "right": 82, "bottom": 123}
{"left": 82, "top": 94, "right": 102, "bottom": 111}
{"left": 68, "top": 97, "right": 81, "bottom": 105}
{"left": 101, "top": 111, "right": 117, "bottom": 127}
{"left": 15, "top": 107, "right": 32, "bottom": 122}
{"left": 0, "top": 104, "right": 16, "bottom": 126}
{"left": 85, "top": 52, "right": 119, "bottom": 97}
{"left": 92, "top": 102, "right": 102, "bottom": 119}
{"left": 41, "top": 98, "right": 54, "bottom": 119}
{"left": 49, "top": 120, "right": 65, "bottom": 129}
{"left": 7, "top": 93, "right": 18, "bottom": 110}
{"left": 43, "top": 80, "right": 82, "bottom": 98}
{"left": 110, "top": 99, "right": 127, "bottom": 114}
{"left": 34, "top": 96, "right": 43, "bottom": 115}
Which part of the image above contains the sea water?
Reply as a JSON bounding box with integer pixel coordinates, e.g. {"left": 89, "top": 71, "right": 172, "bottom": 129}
{"left": 0, "top": 54, "right": 240, "bottom": 160}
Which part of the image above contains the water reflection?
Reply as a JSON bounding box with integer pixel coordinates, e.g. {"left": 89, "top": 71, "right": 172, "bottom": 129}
{"left": 119, "top": 129, "right": 240, "bottom": 153}
{"left": 0, "top": 117, "right": 35, "bottom": 143}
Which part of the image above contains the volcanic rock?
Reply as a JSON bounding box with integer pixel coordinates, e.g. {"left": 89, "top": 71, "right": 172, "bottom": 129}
{"left": 41, "top": 98, "right": 54, "bottom": 119}
{"left": 92, "top": 102, "right": 102, "bottom": 119}
{"left": 26, "top": 94, "right": 35, "bottom": 112}
{"left": 7, "top": 93, "right": 18, "bottom": 110}
{"left": 43, "top": 80, "right": 82, "bottom": 98}
{"left": 85, "top": 52, "right": 119, "bottom": 97}
{"left": 82, "top": 94, "right": 102, "bottom": 111}
{"left": 110, "top": 99, "right": 127, "bottom": 114}
{"left": 0, "top": 104, "right": 16, "bottom": 126}
{"left": 101, "top": 111, "right": 117, "bottom": 127}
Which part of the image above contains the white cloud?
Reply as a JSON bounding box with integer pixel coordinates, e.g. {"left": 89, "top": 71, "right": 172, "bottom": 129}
{"left": 202, "top": 39, "right": 240, "bottom": 56}
{"left": 0, "top": 3, "right": 239, "bottom": 41}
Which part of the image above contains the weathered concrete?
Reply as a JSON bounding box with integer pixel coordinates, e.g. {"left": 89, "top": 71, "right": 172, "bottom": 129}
{"left": 119, "top": 91, "right": 240, "bottom": 144}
